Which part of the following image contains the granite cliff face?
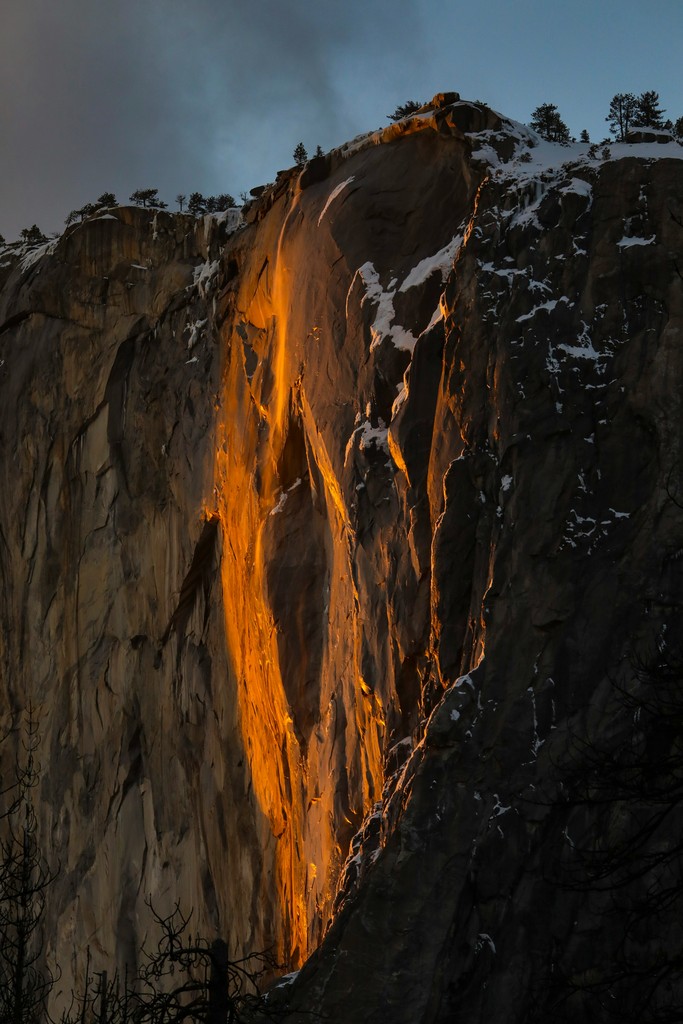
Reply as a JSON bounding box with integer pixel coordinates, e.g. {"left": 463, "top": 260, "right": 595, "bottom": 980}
{"left": 1, "top": 96, "right": 682, "bottom": 1021}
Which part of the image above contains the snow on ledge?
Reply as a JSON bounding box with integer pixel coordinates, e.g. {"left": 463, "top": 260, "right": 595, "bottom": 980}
{"left": 18, "top": 239, "right": 58, "bottom": 274}
{"left": 399, "top": 233, "right": 463, "bottom": 292}
{"left": 351, "top": 261, "right": 417, "bottom": 354}
{"left": 617, "top": 235, "right": 656, "bottom": 248}
{"left": 193, "top": 258, "right": 221, "bottom": 298}
{"left": 344, "top": 419, "right": 390, "bottom": 467}
{"left": 318, "top": 176, "right": 355, "bottom": 226}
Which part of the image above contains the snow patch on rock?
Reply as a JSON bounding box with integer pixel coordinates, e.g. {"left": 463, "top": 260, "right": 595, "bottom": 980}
{"left": 352, "top": 261, "right": 418, "bottom": 353}
{"left": 399, "top": 233, "right": 463, "bottom": 292}
{"left": 193, "top": 259, "right": 221, "bottom": 299}
{"left": 318, "top": 176, "right": 356, "bottom": 226}
{"left": 19, "top": 239, "right": 58, "bottom": 274}
{"left": 617, "top": 235, "right": 656, "bottom": 248}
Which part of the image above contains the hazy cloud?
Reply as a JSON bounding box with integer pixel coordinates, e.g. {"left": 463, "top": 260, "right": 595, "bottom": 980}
{"left": 0, "top": 0, "right": 425, "bottom": 237}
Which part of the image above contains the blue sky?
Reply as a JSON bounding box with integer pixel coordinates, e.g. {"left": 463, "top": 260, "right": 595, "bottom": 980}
{"left": 1, "top": 0, "right": 682, "bottom": 239}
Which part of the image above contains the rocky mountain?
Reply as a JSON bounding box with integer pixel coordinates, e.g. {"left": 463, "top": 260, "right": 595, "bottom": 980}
{"left": 1, "top": 94, "right": 682, "bottom": 1021}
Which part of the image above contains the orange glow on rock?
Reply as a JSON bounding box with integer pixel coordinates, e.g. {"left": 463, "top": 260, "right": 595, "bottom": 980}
{"left": 210, "top": 190, "right": 386, "bottom": 968}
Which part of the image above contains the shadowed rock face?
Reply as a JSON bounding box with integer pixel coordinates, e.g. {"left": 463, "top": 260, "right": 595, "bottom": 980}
{"left": 1, "top": 99, "right": 683, "bottom": 1020}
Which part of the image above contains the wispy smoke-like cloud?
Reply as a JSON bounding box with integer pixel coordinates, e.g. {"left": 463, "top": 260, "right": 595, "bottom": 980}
{"left": 0, "top": 0, "right": 424, "bottom": 238}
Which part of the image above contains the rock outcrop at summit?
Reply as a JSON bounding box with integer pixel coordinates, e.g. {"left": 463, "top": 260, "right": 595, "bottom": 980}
{"left": 1, "top": 96, "right": 682, "bottom": 1021}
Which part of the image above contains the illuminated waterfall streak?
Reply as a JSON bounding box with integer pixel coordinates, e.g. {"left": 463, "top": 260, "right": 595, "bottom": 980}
{"left": 259, "top": 193, "right": 302, "bottom": 512}
{"left": 215, "top": 432, "right": 309, "bottom": 964}
{"left": 214, "top": 183, "right": 394, "bottom": 965}
{"left": 213, "top": 195, "right": 311, "bottom": 966}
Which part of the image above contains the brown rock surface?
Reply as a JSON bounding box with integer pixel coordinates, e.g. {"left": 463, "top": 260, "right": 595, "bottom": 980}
{"left": 1, "top": 100, "right": 682, "bottom": 1020}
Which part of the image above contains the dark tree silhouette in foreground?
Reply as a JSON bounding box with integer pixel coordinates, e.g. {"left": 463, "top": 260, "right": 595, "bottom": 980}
{"left": 64, "top": 902, "right": 278, "bottom": 1024}
{"left": 134, "top": 901, "right": 276, "bottom": 1024}
{"left": 0, "top": 707, "right": 56, "bottom": 1024}
{"left": 0, "top": 710, "right": 280, "bottom": 1024}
